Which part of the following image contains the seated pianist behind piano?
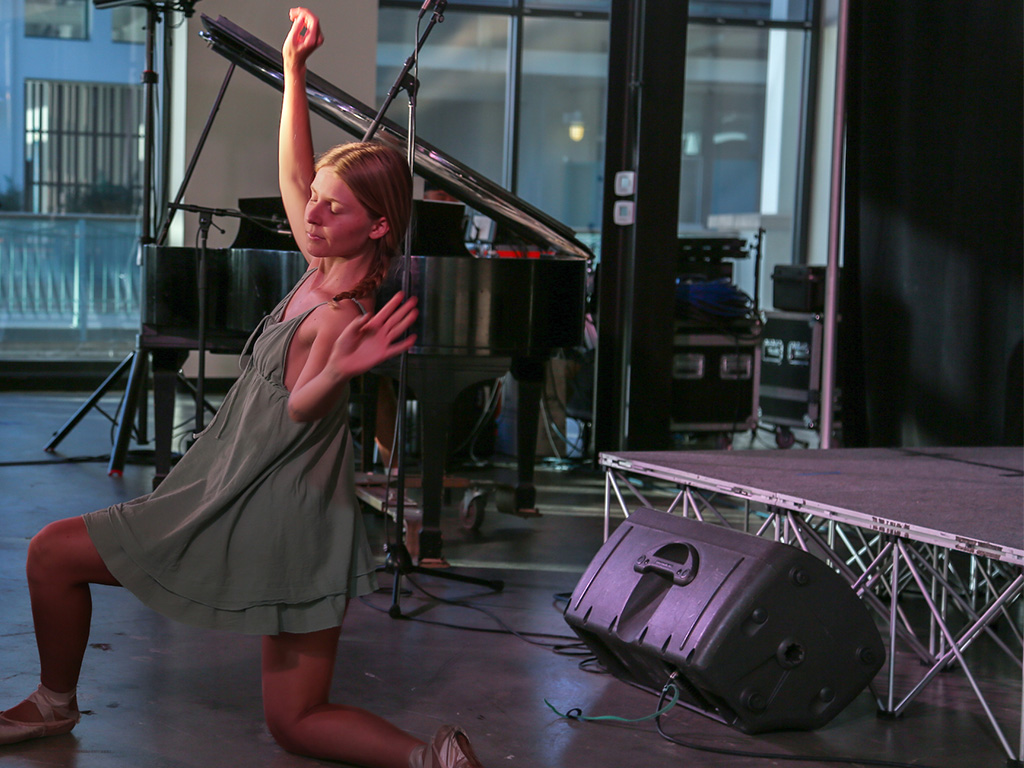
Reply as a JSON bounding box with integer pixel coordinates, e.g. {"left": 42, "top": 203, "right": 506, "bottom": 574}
{"left": 0, "top": 7, "right": 485, "bottom": 768}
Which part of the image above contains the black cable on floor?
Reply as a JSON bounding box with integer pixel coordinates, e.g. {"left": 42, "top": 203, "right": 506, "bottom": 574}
{"left": 359, "top": 574, "right": 589, "bottom": 656}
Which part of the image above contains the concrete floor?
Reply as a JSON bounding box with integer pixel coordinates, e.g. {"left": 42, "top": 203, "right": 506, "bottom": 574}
{"left": 0, "top": 391, "right": 1019, "bottom": 768}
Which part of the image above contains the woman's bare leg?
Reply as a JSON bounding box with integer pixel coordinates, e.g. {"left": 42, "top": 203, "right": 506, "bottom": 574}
{"left": 4, "top": 516, "right": 119, "bottom": 723}
{"left": 261, "top": 626, "right": 424, "bottom": 768}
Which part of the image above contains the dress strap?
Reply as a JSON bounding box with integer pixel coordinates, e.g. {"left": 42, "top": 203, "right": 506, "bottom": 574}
{"left": 238, "top": 267, "right": 318, "bottom": 368}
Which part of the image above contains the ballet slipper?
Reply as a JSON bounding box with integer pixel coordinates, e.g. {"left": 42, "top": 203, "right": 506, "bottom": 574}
{"left": 423, "top": 725, "right": 484, "bottom": 768}
{"left": 0, "top": 686, "right": 79, "bottom": 745}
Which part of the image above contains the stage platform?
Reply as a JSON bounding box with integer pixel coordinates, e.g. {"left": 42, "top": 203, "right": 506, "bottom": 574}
{"left": 600, "top": 446, "right": 1024, "bottom": 766}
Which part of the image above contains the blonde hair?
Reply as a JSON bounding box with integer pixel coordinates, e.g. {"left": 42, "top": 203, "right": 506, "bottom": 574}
{"left": 314, "top": 141, "right": 412, "bottom": 301}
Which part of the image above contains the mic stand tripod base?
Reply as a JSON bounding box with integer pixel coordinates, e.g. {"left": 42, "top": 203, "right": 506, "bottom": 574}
{"left": 376, "top": 539, "right": 504, "bottom": 620}
{"left": 44, "top": 352, "right": 137, "bottom": 453}
{"left": 362, "top": 477, "right": 504, "bottom": 615}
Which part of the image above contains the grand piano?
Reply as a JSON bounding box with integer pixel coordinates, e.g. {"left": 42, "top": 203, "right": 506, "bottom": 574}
{"left": 127, "top": 15, "right": 591, "bottom": 564}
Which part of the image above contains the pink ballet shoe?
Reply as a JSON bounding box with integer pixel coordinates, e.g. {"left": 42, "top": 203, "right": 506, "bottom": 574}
{"left": 424, "top": 725, "right": 484, "bottom": 768}
{"left": 0, "top": 687, "right": 79, "bottom": 745}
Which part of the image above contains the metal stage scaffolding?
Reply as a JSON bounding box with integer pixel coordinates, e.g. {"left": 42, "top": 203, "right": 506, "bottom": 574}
{"left": 599, "top": 446, "right": 1024, "bottom": 766}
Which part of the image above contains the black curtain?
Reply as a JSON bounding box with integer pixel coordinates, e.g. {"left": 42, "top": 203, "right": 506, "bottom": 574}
{"left": 843, "top": 1, "right": 1023, "bottom": 447}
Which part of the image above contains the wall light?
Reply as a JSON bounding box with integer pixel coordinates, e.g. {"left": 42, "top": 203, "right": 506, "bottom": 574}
{"left": 564, "top": 110, "right": 585, "bottom": 142}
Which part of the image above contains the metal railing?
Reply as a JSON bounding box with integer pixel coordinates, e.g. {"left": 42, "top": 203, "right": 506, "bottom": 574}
{"left": 0, "top": 213, "right": 141, "bottom": 355}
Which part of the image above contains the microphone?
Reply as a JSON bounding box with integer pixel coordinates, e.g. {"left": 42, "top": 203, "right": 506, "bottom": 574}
{"left": 417, "top": 0, "right": 437, "bottom": 20}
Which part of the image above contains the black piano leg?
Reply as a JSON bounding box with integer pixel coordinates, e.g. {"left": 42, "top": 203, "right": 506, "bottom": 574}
{"left": 151, "top": 350, "right": 186, "bottom": 487}
{"left": 510, "top": 357, "right": 546, "bottom": 513}
{"left": 359, "top": 373, "right": 380, "bottom": 472}
{"left": 416, "top": 398, "right": 450, "bottom": 565}
{"left": 409, "top": 398, "right": 502, "bottom": 587}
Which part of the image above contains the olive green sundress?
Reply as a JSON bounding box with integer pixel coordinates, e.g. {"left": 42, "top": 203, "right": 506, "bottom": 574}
{"left": 84, "top": 269, "right": 378, "bottom": 635}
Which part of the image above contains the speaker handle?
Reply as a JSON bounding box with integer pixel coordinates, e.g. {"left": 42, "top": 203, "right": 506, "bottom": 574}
{"left": 634, "top": 543, "right": 700, "bottom": 586}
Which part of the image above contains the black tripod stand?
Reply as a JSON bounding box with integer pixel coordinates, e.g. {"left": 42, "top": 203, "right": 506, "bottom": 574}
{"left": 366, "top": 1, "right": 503, "bottom": 617}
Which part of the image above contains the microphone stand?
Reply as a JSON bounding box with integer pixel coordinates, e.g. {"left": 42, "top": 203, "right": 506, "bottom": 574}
{"left": 362, "top": 0, "right": 444, "bottom": 143}
{"left": 365, "top": 1, "right": 502, "bottom": 618}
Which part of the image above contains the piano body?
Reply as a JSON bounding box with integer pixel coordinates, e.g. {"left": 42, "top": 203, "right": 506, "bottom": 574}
{"left": 126, "top": 15, "right": 591, "bottom": 563}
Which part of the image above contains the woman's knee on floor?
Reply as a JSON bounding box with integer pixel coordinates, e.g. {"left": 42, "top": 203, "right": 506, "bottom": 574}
{"left": 263, "top": 701, "right": 316, "bottom": 756}
{"left": 260, "top": 627, "right": 340, "bottom": 751}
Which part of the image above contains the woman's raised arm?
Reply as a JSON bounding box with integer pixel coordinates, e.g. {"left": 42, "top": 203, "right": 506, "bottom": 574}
{"left": 279, "top": 8, "right": 323, "bottom": 263}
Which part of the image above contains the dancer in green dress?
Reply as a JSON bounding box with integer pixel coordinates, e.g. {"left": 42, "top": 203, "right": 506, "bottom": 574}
{"left": 0, "top": 7, "right": 484, "bottom": 767}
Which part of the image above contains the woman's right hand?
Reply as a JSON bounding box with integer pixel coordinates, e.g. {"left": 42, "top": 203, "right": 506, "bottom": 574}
{"left": 283, "top": 7, "right": 324, "bottom": 71}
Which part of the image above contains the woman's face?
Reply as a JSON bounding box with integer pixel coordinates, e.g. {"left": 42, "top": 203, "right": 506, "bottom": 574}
{"left": 304, "top": 168, "right": 387, "bottom": 260}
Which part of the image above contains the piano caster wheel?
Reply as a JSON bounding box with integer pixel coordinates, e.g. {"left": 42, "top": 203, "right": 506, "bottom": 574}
{"left": 775, "top": 426, "right": 795, "bottom": 449}
{"left": 459, "top": 489, "right": 487, "bottom": 532}
{"left": 494, "top": 484, "right": 540, "bottom": 519}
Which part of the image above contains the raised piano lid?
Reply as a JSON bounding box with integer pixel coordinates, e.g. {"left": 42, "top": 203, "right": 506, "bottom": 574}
{"left": 199, "top": 15, "right": 593, "bottom": 263}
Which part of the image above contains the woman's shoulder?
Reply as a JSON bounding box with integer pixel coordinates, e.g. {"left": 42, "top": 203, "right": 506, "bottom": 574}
{"left": 285, "top": 299, "right": 355, "bottom": 359}
{"left": 308, "top": 296, "right": 363, "bottom": 332}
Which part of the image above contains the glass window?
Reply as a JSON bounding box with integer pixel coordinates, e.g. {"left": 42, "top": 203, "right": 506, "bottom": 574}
{"left": 377, "top": 5, "right": 608, "bottom": 234}
{"left": 377, "top": 8, "right": 509, "bottom": 184}
{"left": 517, "top": 15, "right": 609, "bottom": 232}
{"left": 417, "top": 0, "right": 514, "bottom": 7}
{"left": 25, "top": 80, "right": 145, "bottom": 214}
{"left": 690, "top": 0, "right": 812, "bottom": 23}
{"left": 2, "top": 5, "right": 150, "bottom": 361}
{"left": 25, "top": 0, "right": 88, "bottom": 40}
{"left": 525, "top": 0, "right": 610, "bottom": 12}
{"left": 111, "top": 7, "right": 147, "bottom": 44}
{"left": 377, "top": 0, "right": 814, "bottom": 269}
{"left": 679, "top": 25, "right": 807, "bottom": 230}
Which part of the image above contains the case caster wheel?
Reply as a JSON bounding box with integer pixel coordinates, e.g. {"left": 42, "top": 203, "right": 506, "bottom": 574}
{"left": 459, "top": 489, "right": 488, "bottom": 531}
{"left": 775, "top": 426, "right": 795, "bottom": 449}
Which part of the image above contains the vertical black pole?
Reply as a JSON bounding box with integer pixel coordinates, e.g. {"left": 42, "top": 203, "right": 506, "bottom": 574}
{"left": 595, "top": 0, "right": 688, "bottom": 453}
{"left": 141, "top": 4, "right": 158, "bottom": 245}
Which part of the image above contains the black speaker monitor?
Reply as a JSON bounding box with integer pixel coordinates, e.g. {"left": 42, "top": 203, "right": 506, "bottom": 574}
{"left": 564, "top": 507, "right": 884, "bottom": 733}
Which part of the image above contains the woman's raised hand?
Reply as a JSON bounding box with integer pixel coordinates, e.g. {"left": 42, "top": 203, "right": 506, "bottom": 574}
{"left": 329, "top": 293, "right": 419, "bottom": 380}
{"left": 283, "top": 7, "right": 324, "bottom": 71}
